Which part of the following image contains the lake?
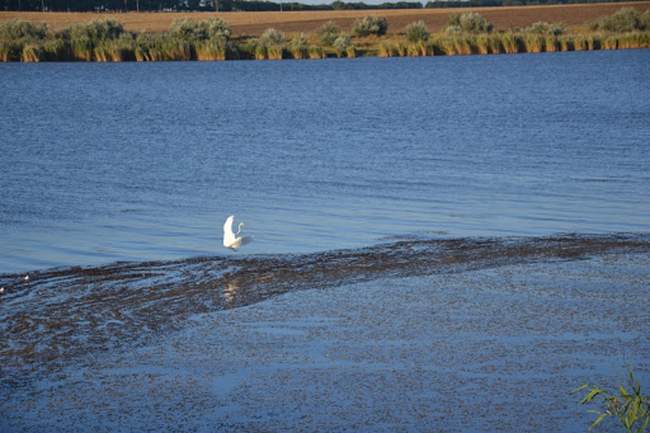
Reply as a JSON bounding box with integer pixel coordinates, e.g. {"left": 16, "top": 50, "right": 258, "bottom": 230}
{"left": 1, "top": 50, "right": 649, "bottom": 274}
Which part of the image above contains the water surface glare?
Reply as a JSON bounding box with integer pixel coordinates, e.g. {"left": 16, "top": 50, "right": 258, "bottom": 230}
{"left": 1, "top": 51, "right": 649, "bottom": 273}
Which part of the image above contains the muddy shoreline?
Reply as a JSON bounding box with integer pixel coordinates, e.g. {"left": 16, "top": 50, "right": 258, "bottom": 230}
{"left": 1, "top": 235, "right": 649, "bottom": 432}
{"left": 1, "top": 233, "right": 649, "bottom": 388}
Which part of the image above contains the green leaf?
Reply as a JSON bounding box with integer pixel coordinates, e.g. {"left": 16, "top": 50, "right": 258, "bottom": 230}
{"left": 590, "top": 412, "right": 608, "bottom": 430}
{"left": 582, "top": 388, "right": 604, "bottom": 404}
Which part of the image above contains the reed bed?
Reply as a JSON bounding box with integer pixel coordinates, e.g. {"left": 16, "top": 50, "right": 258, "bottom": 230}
{"left": 1, "top": 9, "right": 650, "bottom": 62}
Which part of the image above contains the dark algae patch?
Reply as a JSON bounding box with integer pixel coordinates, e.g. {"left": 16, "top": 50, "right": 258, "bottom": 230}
{"left": 1, "top": 233, "right": 649, "bottom": 388}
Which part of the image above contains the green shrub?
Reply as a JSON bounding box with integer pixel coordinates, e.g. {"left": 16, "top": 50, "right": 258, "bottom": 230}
{"left": 446, "top": 12, "right": 493, "bottom": 34}
{"left": 0, "top": 20, "right": 49, "bottom": 61}
{"left": 169, "top": 18, "right": 232, "bottom": 42}
{"left": 18, "top": 36, "right": 70, "bottom": 62}
{"left": 486, "top": 34, "right": 504, "bottom": 54}
{"left": 195, "top": 39, "right": 227, "bottom": 60}
{"left": 0, "top": 40, "right": 22, "bottom": 61}
{"left": 500, "top": 32, "right": 519, "bottom": 53}
{"left": 475, "top": 34, "right": 490, "bottom": 54}
{"left": 21, "top": 42, "right": 44, "bottom": 62}
{"left": 351, "top": 16, "right": 388, "bottom": 37}
{"left": 454, "top": 35, "right": 474, "bottom": 54}
{"left": 591, "top": 8, "right": 644, "bottom": 32}
{"left": 67, "top": 20, "right": 125, "bottom": 61}
{"left": 407, "top": 41, "right": 428, "bottom": 56}
{"left": 575, "top": 371, "right": 649, "bottom": 433}
{"left": 396, "top": 41, "right": 408, "bottom": 56}
{"left": 68, "top": 19, "right": 124, "bottom": 43}
{"left": 259, "top": 28, "right": 285, "bottom": 46}
{"left": 559, "top": 35, "right": 575, "bottom": 51}
{"left": 135, "top": 32, "right": 157, "bottom": 61}
{"left": 574, "top": 34, "right": 588, "bottom": 51}
{"left": 543, "top": 35, "right": 558, "bottom": 52}
{"left": 525, "top": 21, "right": 565, "bottom": 36}
{"left": 431, "top": 36, "right": 452, "bottom": 55}
{"left": 42, "top": 37, "right": 69, "bottom": 60}
{"left": 70, "top": 34, "right": 94, "bottom": 60}
{"left": 317, "top": 21, "right": 340, "bottom": 46}
{"left": 308, "top": 45, "right": 325, "bottom": 59}
{"left": 405, "top": 20, "right": 429, "bottom": 43}
{"left": 589, "top": 33, "right": 603, "bottom": 50}
{"left": 642, "top": 11, "right": 650, "bottom": 30}
{"left": 0, "top": 19, "right": 47, "bottom": 41}
{"left": 289, "top": 33, "right": 308, "bottom": 59}
{"left": 377, "top": 42, "right": 395, "bottom": 57}
{"left": 333, "top": 34, "right": 352, "bottom": 56}
{"left": 256, "top": 28, "right": 285, "bottom": 59}
{"left": 134, "top": 32, "right": 191, "bottom": 61}
{"left": 95, "top": 33, "right": 135, "bottom": 61}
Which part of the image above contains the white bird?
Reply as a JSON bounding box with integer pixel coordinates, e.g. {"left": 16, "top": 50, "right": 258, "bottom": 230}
{"left": 23, "top": 275, "right": 29, "bottom": 282}
{"left": 223, "top": 215, "right": 251, "bottom": 250}
{"left": 0, "top": 287, "right": 4, "bottom": 295}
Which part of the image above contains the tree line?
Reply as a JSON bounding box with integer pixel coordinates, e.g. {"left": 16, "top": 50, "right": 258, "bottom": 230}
{"left": 0, "top": 0, "right": 645, "bottom": 12}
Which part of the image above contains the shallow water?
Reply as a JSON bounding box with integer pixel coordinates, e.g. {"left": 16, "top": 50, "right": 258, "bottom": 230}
{"left": 2, "top": 244, "right": 650, "bottom": 433}
{"left": 1, "top": 50, "right": 650, "bottom": 273}
{"left": 1, "top": 233, "right": 648, "bottom": 385}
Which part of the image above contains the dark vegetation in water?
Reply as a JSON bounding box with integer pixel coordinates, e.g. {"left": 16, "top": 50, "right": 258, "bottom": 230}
{"left": 1, "top": 9, "right": 650, "bottom": 61}
{"left": 1, "top": 233, "right": 649, "bottom": 390}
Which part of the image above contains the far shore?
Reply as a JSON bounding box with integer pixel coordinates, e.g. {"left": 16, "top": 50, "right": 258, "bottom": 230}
{"left": 2, "top": 1, "right": 650, "bottom": 35}
{"left": 1, "top": 4, "right": 649, "bottom": 62}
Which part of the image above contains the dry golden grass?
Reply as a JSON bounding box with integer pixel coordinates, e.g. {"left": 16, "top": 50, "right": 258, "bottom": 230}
{"left": 1, "top": 1, "right": 650, "bottom": 36}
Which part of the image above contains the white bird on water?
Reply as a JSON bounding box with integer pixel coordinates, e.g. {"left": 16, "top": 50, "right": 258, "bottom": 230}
{"left": 223, "top": 215, "right": 251, "bottom": 250}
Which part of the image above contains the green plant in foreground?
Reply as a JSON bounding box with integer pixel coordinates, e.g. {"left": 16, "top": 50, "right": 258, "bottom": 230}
{"left": 576, "top": 371, "right": 649, "bottom": 433}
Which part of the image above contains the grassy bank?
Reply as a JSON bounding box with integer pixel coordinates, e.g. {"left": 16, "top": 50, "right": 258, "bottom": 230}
{"left": 1, "top": 8, "right": 649, "bottom": 62}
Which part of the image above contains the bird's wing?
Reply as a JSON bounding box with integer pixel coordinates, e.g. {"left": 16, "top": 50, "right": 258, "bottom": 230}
{"left": 223, "top": 215, "right": 236, "bottom": 245}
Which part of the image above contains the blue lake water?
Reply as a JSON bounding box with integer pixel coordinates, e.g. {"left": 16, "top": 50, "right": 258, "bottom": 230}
{"left": 1, "top": 50, "right": 649, "bottom": 274}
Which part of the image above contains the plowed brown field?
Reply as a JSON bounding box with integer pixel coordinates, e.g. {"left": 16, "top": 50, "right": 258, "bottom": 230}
{"left": 2, "top": 1, "right": 649, "bottom": 36}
